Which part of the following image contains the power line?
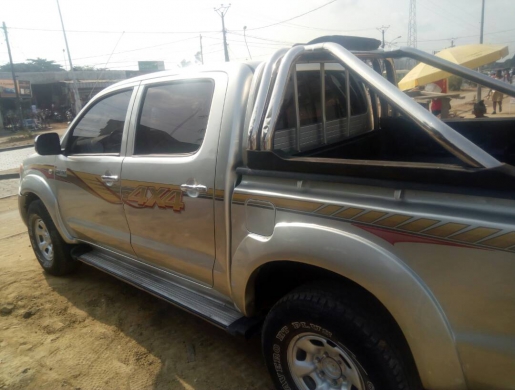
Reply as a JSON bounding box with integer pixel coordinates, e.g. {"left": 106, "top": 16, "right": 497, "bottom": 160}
{"left": 7, "top": 26, "right": 223, "bottom": 35}
{"left": 244, "top": 0, "right": 339, "bottom": 31}
{"left": 416, "top": 27, "right": 515, "bottom": 43}
{"left": 69, "top": 36, "right": 199, "bottom": 62}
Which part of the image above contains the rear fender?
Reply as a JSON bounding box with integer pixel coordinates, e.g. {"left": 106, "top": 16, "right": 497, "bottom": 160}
{"left": 231, "top": 221, "right": 466, "bottom": 389}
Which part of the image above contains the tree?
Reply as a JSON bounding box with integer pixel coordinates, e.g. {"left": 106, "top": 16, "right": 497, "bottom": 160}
{"left": 0, "top": 58, "right": 64, "bottom": 72}
{"left": 73, "top": 65, "right": 108, "bottom": 71}
{"left": 178, "top": 59, "right": 192, "bottom": 68}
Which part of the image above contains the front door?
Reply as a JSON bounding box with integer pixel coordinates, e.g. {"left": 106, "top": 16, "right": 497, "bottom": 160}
{"left": 55, "top": 87, "right": 137, "bottom": 256}
{"left": 121, "top": 74, "right": 226, "bottom": 286}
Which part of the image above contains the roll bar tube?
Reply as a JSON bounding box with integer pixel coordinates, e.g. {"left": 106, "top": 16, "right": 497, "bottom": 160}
{"left": 246, "top": 48, "right": 288, "bottom": 151}
{"left": 255, "top": 42, "right": 501, "bottom": 169}
{"left": 389, "top": 47, "right": 515, "bottom": 98}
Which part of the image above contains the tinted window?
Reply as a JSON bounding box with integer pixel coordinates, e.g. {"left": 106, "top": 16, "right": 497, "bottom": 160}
{"left": 134, "top": 80, "right": 214, "bottom": 155}
{"left": 69, "top": 90, "right": 132, "bottom": 154}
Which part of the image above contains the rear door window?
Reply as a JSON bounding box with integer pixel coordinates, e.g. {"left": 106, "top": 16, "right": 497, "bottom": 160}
{"left": 134, "top": 80, "right": 215, "bottom": 155}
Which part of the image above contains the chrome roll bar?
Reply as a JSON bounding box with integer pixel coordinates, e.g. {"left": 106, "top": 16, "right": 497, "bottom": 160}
{"left": 250, "top": 42, "right": 501, "bottom": 169}
{"left": 246, "top": 48, "right": 288, "bottom": 151}
{"left": 389, "top": 47, "right": 515, "bottom": 98}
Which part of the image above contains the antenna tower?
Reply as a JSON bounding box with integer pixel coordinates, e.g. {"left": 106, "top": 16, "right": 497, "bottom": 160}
{"left": 407, "top": 0, "right": 417, "bottom": 48}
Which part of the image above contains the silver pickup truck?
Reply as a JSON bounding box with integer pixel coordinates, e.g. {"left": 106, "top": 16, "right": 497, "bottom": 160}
{"left": 18, "top": 36, "right": 515, "bottom": 390}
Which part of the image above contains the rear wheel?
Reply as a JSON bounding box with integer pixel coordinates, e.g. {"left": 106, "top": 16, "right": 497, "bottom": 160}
{"left": 262, "top": 282, "right": 420, "bottom": 390}
{"left": 27, "top": 200, "right": 79, "bottom": 276}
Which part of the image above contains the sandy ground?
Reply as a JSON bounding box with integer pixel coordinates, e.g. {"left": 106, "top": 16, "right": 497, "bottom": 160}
{"left": 0, "top": 196, "right": 273, "bottom": 390}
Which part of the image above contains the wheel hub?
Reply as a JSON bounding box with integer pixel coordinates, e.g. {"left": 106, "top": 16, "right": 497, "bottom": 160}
{"left": 319, "top": 356, "right": 342, "bottom": 379}
{"left": 287, "top": 332, "right": 365, "bottom": 390}
{"left": 34, "top": 218, "right": 54, "bottom": 262}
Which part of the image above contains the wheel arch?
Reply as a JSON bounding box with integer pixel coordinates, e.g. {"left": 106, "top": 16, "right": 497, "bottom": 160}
{"left": 19, "top": 174, "right": 77, "bottom": 243}
{"left": 231, "top": 222, "right": 467, "bottom": 389}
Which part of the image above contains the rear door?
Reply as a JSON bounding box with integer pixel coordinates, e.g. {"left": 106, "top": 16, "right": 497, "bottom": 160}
{"left": 55, "top": 86, "right": 138, "bottom": 256}
{"left": 120, "top": 72, "right": 227, "bottom": 286}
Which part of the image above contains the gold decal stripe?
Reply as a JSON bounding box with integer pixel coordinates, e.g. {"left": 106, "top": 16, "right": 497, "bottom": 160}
{"left": 424, "top": 223, "right": 469, "bottom": 237}
{"left": 273, "top": 198, "right": 321, "bottom": 212}
{"left": 354, "top": 211, "right": 388, "bottom": 223}
{"left": 334, "top": 208, "right": 365, "bottom": 219}
{"left": 233, "top": 193, "right": 320, "bottom": 212}
{"left": 480, "top": 232, "right": 515, "bottom": 248}
{"left": 399, "top": 218, "right": 439, "bottom": 232}
{"left": 374, "top": 214, "right": 412, "bottom": 227}
{"left": 73, "top": 171, "right": 121, "bottom": 204}
{"left": 315, "top": 205, "right": 342, "bottom": 215}
{"left": 451, "top": 227, "right": 500, "bottom": 243}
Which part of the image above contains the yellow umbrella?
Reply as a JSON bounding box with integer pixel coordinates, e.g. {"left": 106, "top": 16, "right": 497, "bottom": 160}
{"left": 398, "top": 44, "right": 509, "bottom": 91}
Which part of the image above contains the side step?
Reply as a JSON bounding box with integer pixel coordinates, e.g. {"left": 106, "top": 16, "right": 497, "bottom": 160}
{"left": 77, "top": 250, "right": 244, "bottom": 329}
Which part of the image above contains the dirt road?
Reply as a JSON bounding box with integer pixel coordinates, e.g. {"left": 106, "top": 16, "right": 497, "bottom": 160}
{"left": 0, "top": 196, "right": 273, "bottom": 390}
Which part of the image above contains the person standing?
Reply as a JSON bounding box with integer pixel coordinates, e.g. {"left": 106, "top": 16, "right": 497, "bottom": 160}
{"left": 487, "top": 70, "right": 504, "bottom": 114}
{"left": 425, "top": 79, "right": 447, "bottom": 116}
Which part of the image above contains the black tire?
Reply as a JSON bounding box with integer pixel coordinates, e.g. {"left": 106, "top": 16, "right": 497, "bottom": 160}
{"left": 27, "top": 200, "right": 80, "bottom": 276}
{"left": 262, "top": 282, "right": 421, "bottom": 390}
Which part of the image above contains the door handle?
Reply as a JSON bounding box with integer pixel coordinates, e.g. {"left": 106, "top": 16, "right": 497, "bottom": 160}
{"left": 180, "top": 183, "right": 207, "bottom": 192}
{"left": 101, "top": 174, "right": 119, "bottom": 186}
{"left": 180, "top": 183, "right": 207, "bottom": 198}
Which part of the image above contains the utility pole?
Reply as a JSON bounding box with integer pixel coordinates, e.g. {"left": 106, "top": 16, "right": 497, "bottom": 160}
{"left": 243, "top": 26, "right": 252, "bottom": 60}
{"left": 477, "top": 0, "right": 486, "bottom": 102}
{"left": 2, "top": 22, "right": 24, "bottom": 130}
{"left": 377, "top": 25, "right": 390, "bottom": 49}
{"left": 62, "top": 49, "right": 67, "bottom": 70}
{"left": 199, "top": 35, "right": 204, "bottom": 64}
{"left": 56, "top": 0, "right": 82, "bottom": 115}
{"left": 407, "top": 0, "right": 417, "bottom": 48}
{"left": 214, "top": 4, "right": 231, "bottom": 62}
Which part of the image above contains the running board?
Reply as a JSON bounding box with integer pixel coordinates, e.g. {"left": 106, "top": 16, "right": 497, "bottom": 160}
{"left": 77, "top": 250, "right": 244, "bottom": 329}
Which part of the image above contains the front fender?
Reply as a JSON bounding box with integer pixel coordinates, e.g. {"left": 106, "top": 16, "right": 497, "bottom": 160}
{"left": 231, "top": 221, "right": 466, "bottom": 389}
{"left": 20, "top": 173, "right": 77, "bottom": 244}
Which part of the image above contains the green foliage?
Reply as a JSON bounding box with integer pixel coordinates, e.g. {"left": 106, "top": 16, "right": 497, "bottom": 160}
{"left": 448, "top": 75, "right": 463, "bottom": 91}
{"left": 73, "top": 65, "right": 107, "bottom": 71}
{"left": 0, "top": 58, "right": 64, "bottom": 72}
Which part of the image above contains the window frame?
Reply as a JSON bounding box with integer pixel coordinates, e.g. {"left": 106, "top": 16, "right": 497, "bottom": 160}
{"left": 64, "top": 87, "right": 135, "bottom": 157}
{"left": 130, "top": 78, "right": 216, "bottom": 158}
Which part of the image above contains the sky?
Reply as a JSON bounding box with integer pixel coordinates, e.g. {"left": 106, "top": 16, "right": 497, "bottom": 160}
{"left": 1, "top": 0, "right": 514, "bottom": 71}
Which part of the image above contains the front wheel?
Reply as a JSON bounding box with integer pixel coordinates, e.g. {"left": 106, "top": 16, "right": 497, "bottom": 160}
{"left": 27, "top": 200, "right": 80, "bottom": 276}
{"left": 262, "top": 282, "right": 420, "bottom": 390}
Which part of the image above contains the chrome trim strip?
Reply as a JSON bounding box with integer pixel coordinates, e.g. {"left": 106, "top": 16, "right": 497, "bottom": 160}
{"left": 293, "top": 66, "right": 301, "bottom": 152}
{"left": 321, "top": 63, "right": 327, "bottom": 144}
{"left": 345, "top": 68, "right": 351, "bottom": 138}
{"left": 247, "top": 48, "right": 288, "bottom": 150}
{"left": 259, "top": 43, "right": 501, "bottom": 169}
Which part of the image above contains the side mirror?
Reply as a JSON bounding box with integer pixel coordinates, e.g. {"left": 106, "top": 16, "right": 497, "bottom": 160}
{"left": 35, "top": 133, "right": 62, "bottom": 156}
